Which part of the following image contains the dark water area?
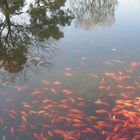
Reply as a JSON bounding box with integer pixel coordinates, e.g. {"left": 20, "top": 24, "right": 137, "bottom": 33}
{"left": 0, "top": 0, "right": 140, "bottom": 139}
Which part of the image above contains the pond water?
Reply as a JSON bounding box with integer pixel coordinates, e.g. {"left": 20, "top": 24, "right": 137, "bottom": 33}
{"left": 0, "top": 0, "right": 140, "bottom": 139}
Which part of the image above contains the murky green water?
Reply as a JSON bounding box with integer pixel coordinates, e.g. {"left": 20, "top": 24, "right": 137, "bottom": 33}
{"left": 0, "top": 0, "right": 140, "bottom": 140}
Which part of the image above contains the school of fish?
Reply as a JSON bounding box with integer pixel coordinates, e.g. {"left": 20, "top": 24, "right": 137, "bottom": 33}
{"left": 0, "top": 62, "right": 140, "bottom": 140}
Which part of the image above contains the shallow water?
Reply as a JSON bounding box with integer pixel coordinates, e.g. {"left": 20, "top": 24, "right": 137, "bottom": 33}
{"left": 0, "top": 0, "right": 140, "bottom": 139}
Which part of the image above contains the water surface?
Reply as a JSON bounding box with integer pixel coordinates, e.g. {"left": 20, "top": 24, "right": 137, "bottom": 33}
{"left": 0, "top": 0, "right": 140, "bottom": 139}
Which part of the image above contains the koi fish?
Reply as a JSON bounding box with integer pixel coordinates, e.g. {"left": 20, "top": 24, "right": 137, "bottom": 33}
{"left": 53, "top": 81, "right": 62, "bottom": 85}
{"left": 62, "top": 89, "right": 73, "bottom": 95}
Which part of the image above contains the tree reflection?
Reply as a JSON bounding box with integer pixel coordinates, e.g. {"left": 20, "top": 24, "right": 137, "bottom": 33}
{"left": 29, "top": 0, "right": 73, "bottom": 41}
{"left": 0, "top": 0, "right": 74, "bottom": 85}
{"left": 70, "top": 0, "right": 118, "bottom": 29}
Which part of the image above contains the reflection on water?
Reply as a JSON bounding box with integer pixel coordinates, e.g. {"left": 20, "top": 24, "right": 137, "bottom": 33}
{"left": 0, "top": 0, "right": 120, "bottom": 85}
{"left": 0, "top": 0, "right": 140, "bottom": 140}
{"left": 70, "top": 0, "right": 118, "bottom": 29}
{"left": 0, "top": 0, "right": 74, "bottom": 85}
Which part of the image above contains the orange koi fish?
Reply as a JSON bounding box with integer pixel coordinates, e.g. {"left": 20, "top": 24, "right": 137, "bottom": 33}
{"left": 10, "top": 127, "right": 15, "bottom": 136}
{"left": 50, "top": 88, "right": 57, "bottom": 94}
{"left": 64, "top": 72, "right": 72, "bottom": 77}
{"left": 62, "top": 89, "right": 73, "bottom": 95}
{"left": 95, "top": 109, "right": 108, "bottom": 114}
{"left": 53, "top": 81, "right": 62, "bottom": 85}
